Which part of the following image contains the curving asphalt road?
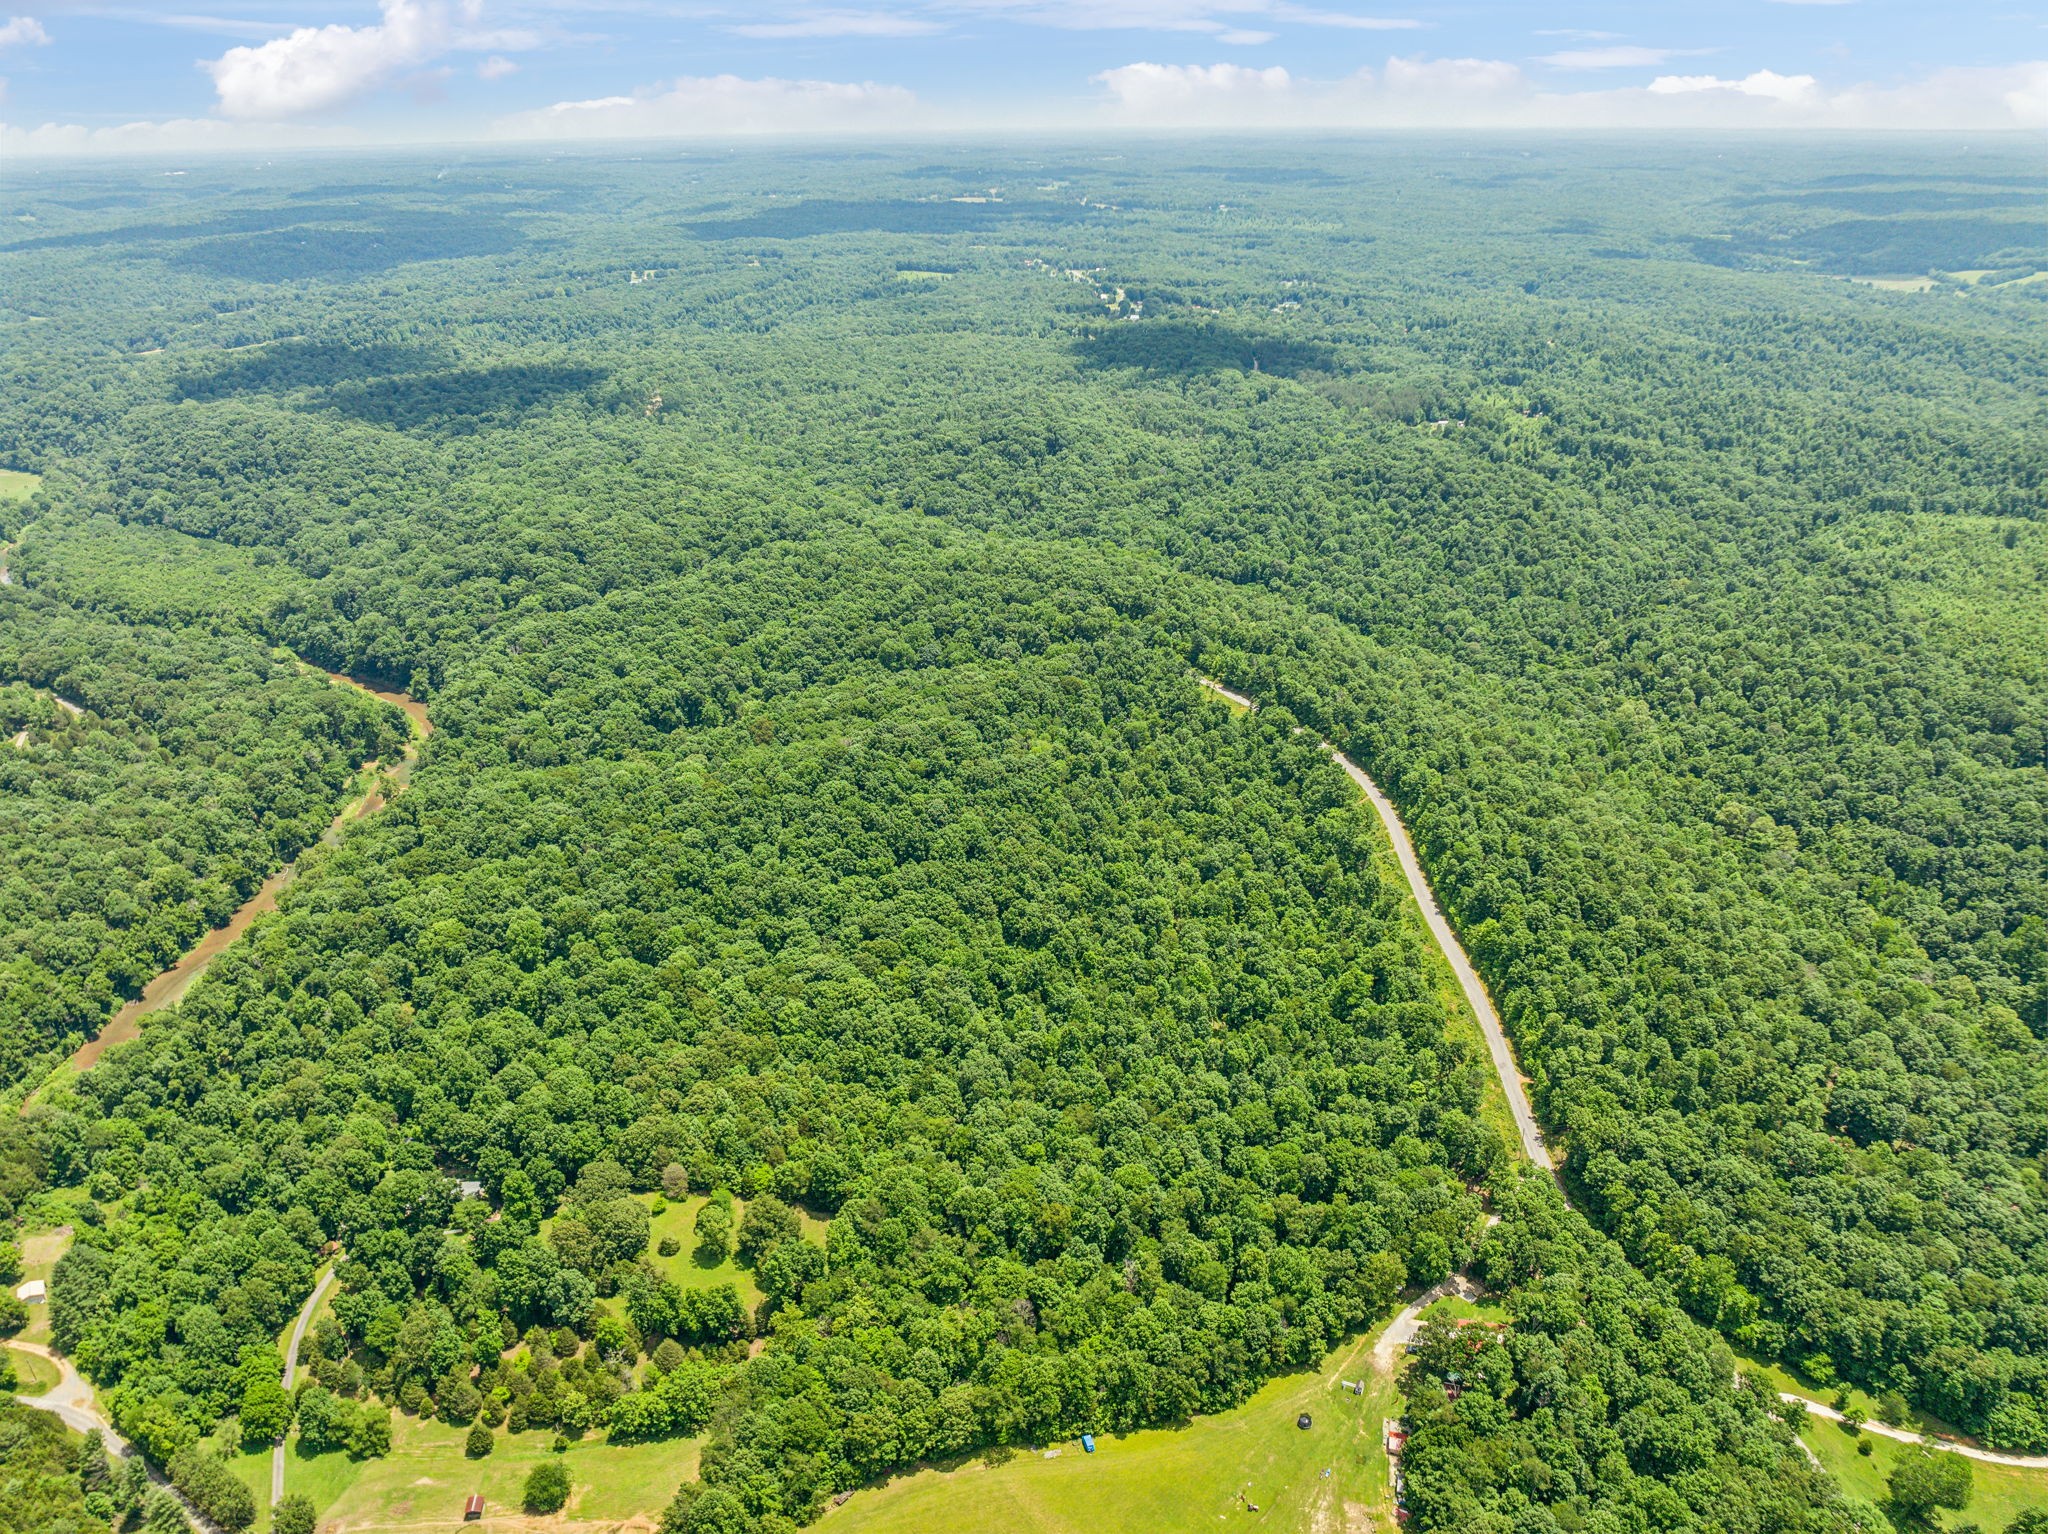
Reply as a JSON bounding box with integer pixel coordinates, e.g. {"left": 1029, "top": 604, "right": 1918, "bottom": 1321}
{"left": 274, "top": 1265, "right": 337, "bottom": 1503}
{"left": 1199, "top": 675, "right": 2048, "bottom": 1476}
{"left": 11, "top": 1338, "right": 121, "bottom": 1444}
{"left": 1783, "top": 1393, "right": 2048, "bottom": 1471}
{"left": 1196, "top": 677, "right": 1554, "bottom": 1172}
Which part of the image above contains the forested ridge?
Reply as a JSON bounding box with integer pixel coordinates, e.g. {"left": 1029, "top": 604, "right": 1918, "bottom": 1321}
{"left": 0, "top": 138, "right": 2042, "bottom": 1531}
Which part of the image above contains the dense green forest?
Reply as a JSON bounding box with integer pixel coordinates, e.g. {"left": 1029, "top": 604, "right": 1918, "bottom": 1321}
{"left": 1, "top": 138, "right": 2042, "bottom": 1531}
{"left": 0, "top": 1398, "right": 113, "bottom": 1534}
{"left": 0, "top": 569, "right": 401, "bottom": 1089}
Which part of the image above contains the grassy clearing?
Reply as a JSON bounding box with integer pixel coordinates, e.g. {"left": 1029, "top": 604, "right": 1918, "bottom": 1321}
{"left": 1799, "top": 1416, "right": 2048, "bottom": 1529}
{"left": 828, "top": 1323, "right": 1398, "bottom": 1534}
{"left": 895, "top": 269, "right": 955, "bottom": 281}
{"left": 1849, "top": 276, "right": 1937, "bottom": 292}
{"left": 303, "top": 1412, "right": 697, "bottom": 1534}
{"left": 6, "top": 1341, "right": 62, "bottom": 1396}
{"left": 1734, "top": 1351, "right": 1968, "bottom": 1440}
{"left": 636, "top": 1192, "right": 825, "bottom": 1309}
{"left": 14, "top": 1223, "right": 74, "bottom": 1348}
{"left": 1418, "top": 1293, "right": 1508, "bottom": 1325}
{"left": 0, "top": 469, "right": 40, "bottom": 501}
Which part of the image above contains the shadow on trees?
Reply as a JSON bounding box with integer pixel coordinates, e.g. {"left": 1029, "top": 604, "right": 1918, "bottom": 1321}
{"left": 4, "top": 208, "right": 525, "bottom": 281}
{"left": 1731, "top": 189, "right": 2047, "bottom": 215}
{"left": 1073, "top": 321, "right": 1341, "bottom": 381}
{"left": 313, "top": 362, "right": 608, "bottom": 434}
{"left": 1, "top": 209, "right": 303, "bottom": 254}
{"left": 686, "top": 198, "right": 1099, "bottom": 240}
{"left": 1687, "top": 215, "right": 2045, "bottom": 275}
{"left": 168, "top": 211, "right": 524, "bottom": 282}
{"left": 174, "top": 340, "right": 449, "bottom": 403}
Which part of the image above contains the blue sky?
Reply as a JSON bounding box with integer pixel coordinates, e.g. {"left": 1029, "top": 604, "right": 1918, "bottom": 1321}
{"left": 2, "top": 1, "right": 2044, "bottom": 153}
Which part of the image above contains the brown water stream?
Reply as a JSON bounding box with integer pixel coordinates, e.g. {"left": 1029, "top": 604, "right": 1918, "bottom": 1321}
{"left": 51, "top": 670, "right": 431, "bottom": 1082}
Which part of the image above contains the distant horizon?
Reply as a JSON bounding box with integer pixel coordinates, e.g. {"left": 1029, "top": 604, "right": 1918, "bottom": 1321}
{"left": 6, "top": 123, "right": 2047, "bottom": 169}
{"left": 1, "top": 2, "right": 2043, "bottom": 159}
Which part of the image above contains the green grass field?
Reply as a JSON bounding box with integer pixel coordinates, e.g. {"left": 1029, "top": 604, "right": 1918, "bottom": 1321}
{"left": 12, "top": 1223, "right": 74, "bottom": 1348}
{"left": 210, "top": 1407, "right": 699, "bottom": 1533}
{"left": 639, "top": 1195, "right": 767, "bottom": 1310}
{"left": 0, "top": 469, "right": 40, "bottom": 501}
{"left": 826, "top": 1322, "right": 1401, "bottom": 1534}
{"left": 6, "top": 1341, "right": 61, "bottom": 1396}
{"left": 306, "top": 1414, "right": 696, "bottom": 1533}
{"left": 634, "top": 1192, "right": 828, "bottom": 1311}
{"left": 1799, "top": 1416, "right": 2048, "bottom": 1529}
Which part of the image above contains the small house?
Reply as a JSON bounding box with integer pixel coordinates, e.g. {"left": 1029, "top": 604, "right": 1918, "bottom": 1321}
{"left": 463, "top": 1494, "right": 484, "bottom": 1521}
{"left": 14, "top": 1279, "right": 46, "bottom": 1304}
{"left": 452, "top": 1179, "right": 486, "bottom": 1201}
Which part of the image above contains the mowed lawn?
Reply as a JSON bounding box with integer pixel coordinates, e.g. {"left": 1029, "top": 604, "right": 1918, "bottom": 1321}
{"left": 6, "top": 1341, "right": 62, "bottom": 1395}
{"left": 0, "top": 468, "right": 40, "bottom": 501}
{"left": 208, "top": 1412, "right": 701, "bottom": 1534}
{"left": 824, "top": 1323, "right": 1402, "bottom": 1534}
{"left": 1799, "top": 1417, "right": 2048, "bottom": 1529}
{"left": 14, "top": 1222, "right": 75, "bottom": 1348}
{"left": 636, "top": 1191, "right": 829, "bottom": 1311}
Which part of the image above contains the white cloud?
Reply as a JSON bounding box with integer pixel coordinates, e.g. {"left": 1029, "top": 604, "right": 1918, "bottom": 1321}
{"left": 0, "top": 113, "right": 361, "bottom": 156}
{"left": 203, "top": 0, "right": 536, "bottom": 119}
{"left": 2006, "top": 62, "right": 2048, "bottom": 126}
{"left": 1088, "top": 53, "right": 2048, "bottom": 129}
{"left": 1093, "top": 61, "right": 1296, "bottom": 122}
{"left": 477, "top": 52, "right": 517, "bottom": 78}
{"left": 1217, "top": 27, "right": 1273, "bottom": 43}
{"left": 494, "top": 74, "right": 923, "bottom": 139}
{"left": 1380, "top": 54, "right": 1522, "bottom": 96}
{"left": 0, "top": 15, "right": 49, "bottom": 49}
{"left": 1647, "top": 68, "right": 1816, "bottom": 102}
{"left": 729, "top": 10, "right": 946, "bottom": 37}
{"left": 1829, "top": 60, "right": 2048, "bottom": 128}
{"left": 940, "top": 1, "right": 1418, "bottom": 33}
{"left": 1538, "top": 46, "right": 1686, "bottom": 70}
{"left": 1267, "top": 5, "right": 1421, "bottom": 27}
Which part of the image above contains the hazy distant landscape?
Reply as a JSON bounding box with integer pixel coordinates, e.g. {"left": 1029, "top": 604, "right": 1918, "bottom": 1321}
{"left": 1, "top": 132, "right": 2044, "bottom": 1534}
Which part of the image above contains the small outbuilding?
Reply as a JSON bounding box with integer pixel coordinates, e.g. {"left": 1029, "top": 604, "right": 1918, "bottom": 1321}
{"left": 1081, "top": 1433, "right": 1096, "bottom": 1453}
{"left": 463, "top": 1494, "right": 484, "bottom": 1521}
{"left": 15, "top": 1279, "right": 46, "bottom": 1304}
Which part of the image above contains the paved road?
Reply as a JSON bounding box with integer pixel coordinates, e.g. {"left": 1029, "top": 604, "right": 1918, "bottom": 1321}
{"left": 1198, "top": 676, "right": 2044, "bottom": 1476}
{"left": 273, "top": 1265, "right": 337, "bottom": 1504}
{"left": 1784, "top": 1393, "right": 2048, "bottom": 1470}
{"left": 1196, "top": 677, "right": 1555, "bottom": 1172}
{"left": 11, "top": 1339, "right": 122, "bottom": 1444}
{"left": 15, "top": 1339, "right": 241, "bottom": 1532}
{"left": 1369, "top": 1273, "right": 1484, "bottom": 1375}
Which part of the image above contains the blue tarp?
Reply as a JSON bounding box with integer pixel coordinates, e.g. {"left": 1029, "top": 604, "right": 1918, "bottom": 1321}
{"left": 1081, "top": 1434, "right": 1096, "bottom": 1453}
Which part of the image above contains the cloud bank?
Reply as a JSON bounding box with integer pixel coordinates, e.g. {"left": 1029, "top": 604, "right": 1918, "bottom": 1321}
{"left": 203, "top": 0, "right": 532, "bottom": 119}
{"left": 494, "top": 75, "right": 924, "bottom": 140}
{"left": 1091, "top": 55, "right": 2048, "bottom": 130}
{"left": 0, "top": 15, "right": 50, "bottom": 50}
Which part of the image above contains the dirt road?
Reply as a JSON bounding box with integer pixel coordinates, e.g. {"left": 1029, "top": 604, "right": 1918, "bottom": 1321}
{"left": 275, "top": 1265, "right": 338, "bottom": 1502}
{"left": 1196, "top": 677, "right": 1554, "bottom": 1171}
